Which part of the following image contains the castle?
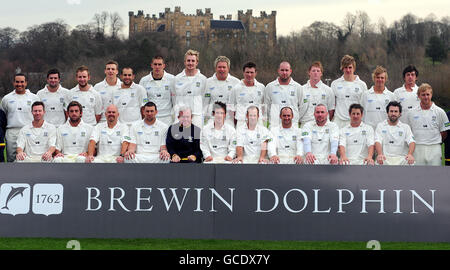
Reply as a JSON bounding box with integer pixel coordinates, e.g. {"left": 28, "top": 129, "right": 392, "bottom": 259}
{"left": 128, "top": 7, "right": 277, "bottom": 47}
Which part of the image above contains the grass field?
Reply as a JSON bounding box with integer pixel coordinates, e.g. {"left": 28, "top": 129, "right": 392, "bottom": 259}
{"left": 1, "top": 238, "right": 449, "bottom": 250}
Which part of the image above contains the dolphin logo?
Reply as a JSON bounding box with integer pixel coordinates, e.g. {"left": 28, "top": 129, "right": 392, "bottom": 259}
{"left": 1, "top": 186, "right": 28, "bottom": 210}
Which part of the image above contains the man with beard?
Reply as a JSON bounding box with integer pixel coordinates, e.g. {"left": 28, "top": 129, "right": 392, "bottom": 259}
{"left": 1, "top": 73, "right": 39, "bottom": 162}
{"left": 16, "top": 101, "right": 56, "bottom": 162}
{"left": 268, "top": 107, "right": 303, "bottom": 164}
{"left": 302, "top": 104, "right": 339, "bottom": 165}
{"left": 68, "top": 66, "right": 102, "bottom": 126}
{"left": 200, "top": 101, "right": 237, "bottom": 164}
{"left": 233, "top": 105, "right": 272, "bottom": 164}
{"left": 229, "top": 62, "right": 266, "bottom": 129}
{"left": 393, "top": 65, "right": 420, "bottom": 123}
{"left": 85, "top": 104, "right": 129, "bottom": 163}
{"left": 37, "top": 69, "right": 71, "bottom": 127}
{"left": 123, "top": 101, "right": 170, "bottom": 163}
{"left": 375, "top": 101, "right": 415, "bottom": 165}
{"left": 405, "top": 83, "right": 449, "bottom": 166}
{"left": 338, "top": 103, "right": 375, "bottom": 165}
{"left": 112, "top": 67, "right": 148, "bottom": 127}
{"left": 299, "top": 61, "right": 335, "bottom": 127}
{"left": 203, "top": 56, "right": 240, "bottom": 126}
{"left": 53, "top": 101, "right": 94, "bottom": 163}
{"left": 173, "top": 50, "right": 207, "bottom": 129}
{"left": 264, "top": 61, "right": 304, "bottom": 129}
{"left": 139, "top": 55, "right": 175, "bottom": 126}
{"left": 94, "top": 60, "right": 122, "bottom": 123}
{"left": 166, "top": 106, "right": 203, "bottom": 163}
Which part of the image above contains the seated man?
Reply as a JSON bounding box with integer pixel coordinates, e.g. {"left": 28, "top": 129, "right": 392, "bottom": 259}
{"left": 85, "top": 104, "right": 129, "bottom": 163}
{"left": 124, "top": 101, "right": 170, "bottom": 163}
{"left": 233, "top": 105, "right": 272, "bottom": 164}
{"left": 302, "top": 104, "right": 339, "bottom": 165}
{"left": 166, "top": 106, "right": 203, "bottom": 163}
{"left": 16, "top": 101, "right": 56, "bottom": 162}
{"left": 375, "top": 101, "right": 415, "bottom": 165}
{"left": 338, "top": 103, "right": 375, "bottom": 165}
{"left": 268, "top": 107, "right": 303, "bottom": 164}
{"left": 53, "top": 101, "right": 94, "bottom": 163}
{"left": 200, "top": 101, "right": 237, "bottom": 163}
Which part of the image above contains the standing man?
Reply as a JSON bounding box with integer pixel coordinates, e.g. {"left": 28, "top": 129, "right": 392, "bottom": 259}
{"left": 338, "top": 104, "right": 375, "bottom": 165}
{"left": 16, "top": 101, "right": 56, "bottom": 162}
{"left": 37, "top": 68, "right": 71, "bottom": 127}
{"left": 331, "top": 55, "right": 368, "bottom": 128}
{"left": 229, "top": 62, "right": 265, "bottom": 129}
{"left": 299, "top": 61, "right": 335, "bottom": 127}
{"left": 139, "top": 55, "right": 175, "bottom": 126}
{"left": 375, "top": 101, "right": 415, "bottom": 165}
{"left": 200, "top": 102, "right": 237, "bottom": 163}
{"left": 1, "top": 73, "right": 39, "bottom": 162}
{"left": 0, "top": 108, "right": 6, "bottom": 162}
{"left": 268, "top": 107, "right": 303, "bottom": 164}
{"left": 85, "top": 104, "right": 129, "bottom": 163}
{"left": 203, "top": 56, "right": 240, "bottom": 126}
{"left": 233, "top": 106, "right": 272, "bottom": 164}
{"left": 53, "top": 101, "right": 94, "bottom": 163}
{"left": 94, "top": 60, "right": 122, "bottom": 123}
{"left": 406, "top": 83, "right": 450, "bottom": 166}
{"left": 69, "top": 66, "right": 102, "bottom": 126}
{"left": 124, "top": 101, "right": 170, "bottom": 163}
{"left": 264, "top": 61, "right": 304, "bottom": 129}
{"left": 166, "top": 106, "right": 203, "bottom": 163}
{"left": 302, "top": 104, "right": 339, "bottom": 165}
{"left": 173, "top": 49, "right": 207, "bottom": 128}
{"left": 360, "top": 66, "right": 395, "bottom": 130}
{"left": 393, "top": 65, "right": 420, "bottom": 123}
{"left": 112, "top": 67, "right": 148, "bottom": 127}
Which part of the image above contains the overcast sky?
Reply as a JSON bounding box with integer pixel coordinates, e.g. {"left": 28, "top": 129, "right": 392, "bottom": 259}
{"left": 1, "top": 0, "right": 448, "bottom": 36}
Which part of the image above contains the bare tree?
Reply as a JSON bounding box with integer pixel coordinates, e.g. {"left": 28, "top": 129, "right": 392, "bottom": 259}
{"left": 0, "top": 27, "right": 19, "bottom": 49}
{"left": 342, "top": 12, "right": 357, "bottom": 35}
{"left": 110, "top": 12, "right": 124, "bottom": 39}
{"left": 93, "top": 11, "right": 108, "bottom": 38}
{"left": 356, "top": 11, "right": 372, "bottom": 39}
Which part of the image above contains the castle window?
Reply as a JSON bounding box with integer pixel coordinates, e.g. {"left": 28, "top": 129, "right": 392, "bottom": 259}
{"left": 234, "top": 33, "right": 238, "bottom": 38}
{"left": 134, "top": 23, "right": 138, "bottom": 32}
{"left": 265, "top": 34, "right": 268, "bottom": 40}
{"left": 200, "top": 20, "right": 204, "bottom": 26}
{"left": 186, "top": 31, "right": 191, "bottom": 37}
{"left": 264, "top": 23, "right": 268, "bottom": 29}
{"left": 171, "top": 20, "right": 174, "bottom": 30}
{"left": 211, "top": 33, "right": 215, "bottom": 38}
{"left": 186, "top": 39, "right": 190, "bottom": 47}
{"left": 253, "top": 23, "right": 257, "bottom": 28}
{"left": 186, "top": 20, "right": 191, "bottom": 26}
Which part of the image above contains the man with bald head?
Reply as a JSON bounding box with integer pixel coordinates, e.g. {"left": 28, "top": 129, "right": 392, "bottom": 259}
{"left": 85, "top": 104, "right": 129, "bottom": 163}
{"left": 302, "top": 104, "right": 339, "bottom": 165}
{"left": 264, "top": 61, "right": 304, "bottom": 128}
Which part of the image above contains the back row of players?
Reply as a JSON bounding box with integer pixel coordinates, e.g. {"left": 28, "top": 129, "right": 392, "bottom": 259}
{"left": 1, "top": 51, "right": 449, "bottom": 165}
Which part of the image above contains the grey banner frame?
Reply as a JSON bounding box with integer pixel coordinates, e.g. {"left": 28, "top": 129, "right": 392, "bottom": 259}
{"left": 0, "top": 163, "right": 449, "bottom": 242}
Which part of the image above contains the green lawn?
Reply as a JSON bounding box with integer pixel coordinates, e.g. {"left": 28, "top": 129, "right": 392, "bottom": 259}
{"left": 1, "top": 238, "right": 449, "bottom": 250}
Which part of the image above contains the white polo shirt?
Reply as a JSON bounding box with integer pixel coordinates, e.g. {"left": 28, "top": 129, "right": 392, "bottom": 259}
{"left": 393, "top": 84, "right": 419, "bottom": 122}
{"left": 268, "top": 125, "right": 303, "bottom": 158}
{"left": 17, "top": 121, "right": 56, "bottom": 157}
{"left": 361, "top": 87, "right": 396, "bottom": 129}
{"left": 37, "top": 85, "right": 71, "bottom": 127}
{"left": 406, "top": 103, "right": 450, "bottom": 145}
{"left": 128, "top": 119, "right": 168, "bottom": 155}
{"left": 173, "top": 69, "right": 207, "bottom": 116}
{"left": 228, "top": 80, "right": 265, "bottom": 121}
{"left": 264, "top": 78, "right": 304, "bottom": 127}
{"left": 203, "top": 73, "right": 240, "bottom": 119}
{"left": 301, "top": 121, "right": 339, "bottom": 158}
{"left": 139, "top": 71, "right": 175, "bottom": 118}
{"left": 375, "top": 120, "right": 415, "bottom": 157}
{"left": 69, "top": 85, "right": 102, "bottom": 126}
{"left": 94, "top": 78, "right": 122, "bottom": 122}
{"left": 112, "top": 82, "right": 148, "bottom": 125}
{"left": 55, "top": 120, "right": 93, "bottom": 155}
{"left": 236, "top": 124, "right": 272, "bottom": 159}
{"left": 200, "top": 122, "right": 237, "bottom": 158}
{"left": 90, "top": 122, "right": 129, "bottom": 156}
{"left": 339, "top": 122, "right": 374, "bottom": 160}
{"left": 300, "top": 80, "right": 335, "bottom": 124}
{"left": 1, "top": 89, "right": 39, "bottom": 128}
{"left": 331, "top": 75, "right": 368, "bottom": 121}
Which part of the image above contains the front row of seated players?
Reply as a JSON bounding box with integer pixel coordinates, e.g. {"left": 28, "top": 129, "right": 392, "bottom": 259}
{"left": 14, "top": 93, "right": 446, "bottom": 165}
